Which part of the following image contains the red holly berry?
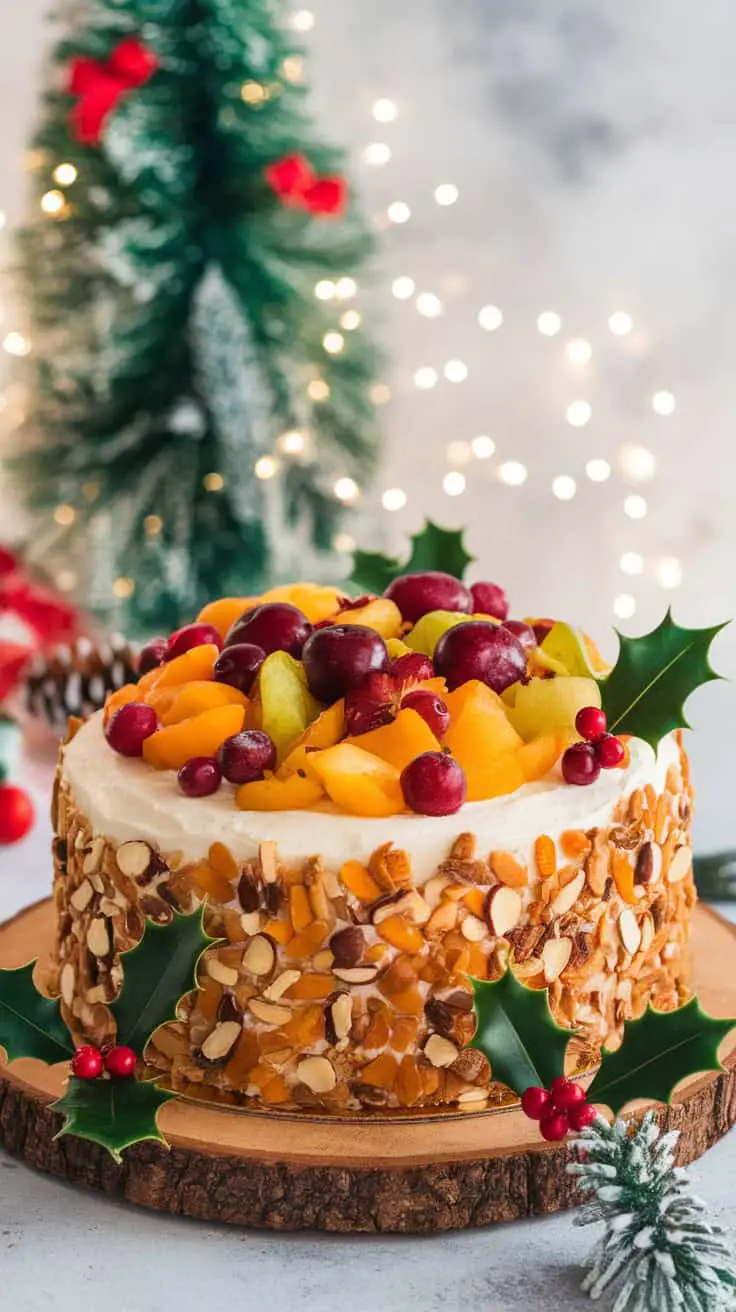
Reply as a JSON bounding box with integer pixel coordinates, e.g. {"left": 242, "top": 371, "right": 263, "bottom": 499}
{"left": 104, "top": 1045, "right": 138, "bottom": 1078}
{"left": 540, "top": 1111, "right": 570, "bottom": 1142}
{"left": 0, "top": 784, "right": 35, "bottom": 845}
{"left": 550, "top": 1076, "right": 586, "bottom": 1111}
{"left": 575, "top": 705, "right": 607, "bottom": 743}
{"left": 568, "top": 1102, "right": 598, "bottom": 1132}
{"left": 595, "top": 734, "right": 625, "bottom": 769}
{"left": 520, "top": 1086, "right": 554, "bottom": 1121}
{"left": 562, "top": 742, "right": 601, "bottom": 786}
{"left": 71, "top": 1045, "right": 104, "bottom": 1080}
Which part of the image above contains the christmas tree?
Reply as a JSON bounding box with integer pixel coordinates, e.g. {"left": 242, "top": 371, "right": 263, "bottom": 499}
{"left": 10, "top": 0, "right": 379, "bottom": 634}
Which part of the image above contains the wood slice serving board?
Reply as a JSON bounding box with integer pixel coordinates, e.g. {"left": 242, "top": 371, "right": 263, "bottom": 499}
{"left": 1, "top": 898, "right": 735, "bottom": 1233}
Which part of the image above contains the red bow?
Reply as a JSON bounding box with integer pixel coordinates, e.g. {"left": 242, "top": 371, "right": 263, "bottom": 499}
{"left": 67, "top": 37, "right": 158, "bottom": 145}
{"left": 265, "top": 153, "right": 348, "bottom": 218}
{"left": 0, "top": 547, "right": 82, "bottom": 703}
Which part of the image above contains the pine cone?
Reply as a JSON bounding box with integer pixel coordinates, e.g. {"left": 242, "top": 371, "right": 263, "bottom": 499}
{"left": 24, "top": 636, "right": 139, "bottom": 729}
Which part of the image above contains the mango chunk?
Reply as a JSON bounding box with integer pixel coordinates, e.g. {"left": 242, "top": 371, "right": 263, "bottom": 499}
{"left": 337, "top": 597, "right": 403, "bottom": 639}
{"left": 150, "top": 644, "right": 219, "bottom": 689}
{"left": 196, "top": 597, "right": 258, "bottom": 640}
{"left": 142, "top": 704, "right": 245, "bottom": 770}
{"left": 236, "top": 772, "right": 325, "bottom": 811}
{"left": 444, "top": 680, "right": 522, "bottom": 756}
{"left": 160, "top": 681, "right": 248, "bottom": 726}
{"left": 308, "top": 743, "right": 404, "bottom": 817}
{"left": 103, "top": 683, "right": 141, "bottom": 724}
{"left": 350, "top": 707, "right": 440, "bottom": 772}
{"left": 519, "top": 730, "right": 577, "bottom": 783}
{"left": 295, "top": 699, "right": 345, "bottom": 751}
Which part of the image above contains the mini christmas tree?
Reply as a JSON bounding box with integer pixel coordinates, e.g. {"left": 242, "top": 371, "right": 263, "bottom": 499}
{"left": 11, "top": 0, "right": 379, "bottom": 633}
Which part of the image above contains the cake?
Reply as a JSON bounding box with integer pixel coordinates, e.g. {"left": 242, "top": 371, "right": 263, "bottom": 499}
{"left": 50, "top": 575, "right": 695, "bottom": 1115}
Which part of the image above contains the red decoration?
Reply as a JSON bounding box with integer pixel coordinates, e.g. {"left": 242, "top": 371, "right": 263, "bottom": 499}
{"left": 0, "top": 547, "right": 82, "bottom": 702}
{"left": 520, "top": 1077, "right": 596, "bottom": 1142}
{"left": 265, "top": 152, "right": 348, "bottom": 217}
{"left": 104, "top": 1045, "right": 138, "bottom": 1078}
{"left": 67, "top": 37, "right": 158, "bottom": 145}
{"left": 0, "top": 784, "right": 35, "bottom": 845}
{"left": 71, "top": 1045, "right": 104, "bottom": 1080}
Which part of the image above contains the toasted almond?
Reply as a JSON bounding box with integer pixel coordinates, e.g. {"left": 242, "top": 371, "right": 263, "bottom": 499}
{"left": 116, "top": 840, "right": 153, "bottom": 879}
{"left": 424, "top": 1034, "right": 459, "bottom": 1068}
{"left": 86, "top": 917, "right": 109, "bottom": 957}
{"left": 313, "top": 948, "right": 335, "bottom": 971}
{"left": 460, "top": 914, "right": 487, "bottom": 943}
{"left": 327, "top": 992, "right": 353, "bottom": 1042}
{"left": 82, "top": 837, "right": 105, "bottom": 876}
{"left": 60, "top": 962, "right": 75, "bottom": 1007}
{"left": 550, "top": 870, "right": 585, "bottom": 915}
{"left": 635, "top": 841, "right": 662, "bottom": 885}
{"left": 259, "top": 840, "right": 278, "bottom": 883}
{"left": 377, "top": 889, "right": 431, "bottom": 925}
{"left": 70, "top": 880, "right": 94, "bottom": 913}
{"left": 457, "top": 1087, "right": 489, "bottom": 1104}
{"left": 240, "top": 911, "right": 262, "bottom": 936}
{"left": 264, "top": 969, "right": 301, "bottom": 1002}
{"left": 485, "top": 885, "right": 522, "bottom": 936}
{"left": 248, "top": 997, "right": 292, "bottom": 1026}
{"left": 427, "top": 901, "right": 458, "bottom": 934}
{"left": 667, "top": 846, "right": 691, "bottom": 884}
{"left": 201, "top": 1020, "right": 241, "bottom": 1062}
{"left": 242, "top": 934, "right": 276, "bottom": 977}
{"left": 542, "top": 936, "right": 573, "bottom": 982}
{"left": 423, "top": 875, "right": 450, "bottom": 908}
{"left": 619, "top": 908, "right": 642, "bottom": 955}
{"left": 333, "top": 965, "right": 379, "bottom": 985}
{"left": 206, "top": 957, "right": 239, "bottom": 987}
{"left": 640, "top": 912, "right": 654, "bottom": 952}
{"left": 296, "top": 1055, "right": 336, "bottom": 1093}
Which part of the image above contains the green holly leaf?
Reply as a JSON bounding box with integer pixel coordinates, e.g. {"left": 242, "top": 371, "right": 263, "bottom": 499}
{"left": 0, "top": 961, "right": 73, "bottom": 1064}
{"left": 600, "top": 610, "right": 728, "bottom": 747}
{"left": 110, "top": 909, "right": 213, "bottom": 1054}
{"left": 587, "top": 997, "right": 736, "bottom": 1116}
{"left": 51, "top": 1076, "right": 174, "bottom": 1165}
{"left": 351, "top": 519, "right": 475, "bottom": 592}
{"left": 471, "top": 969, "right": 571, "bottom": 1094}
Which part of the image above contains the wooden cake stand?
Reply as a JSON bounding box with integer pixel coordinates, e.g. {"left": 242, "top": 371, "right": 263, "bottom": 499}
{"left": 1, "top": 898, "right": 735, "bottom": 1233}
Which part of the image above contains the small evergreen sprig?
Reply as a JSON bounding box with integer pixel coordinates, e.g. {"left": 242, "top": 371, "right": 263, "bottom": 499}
{"left": 568, "top": 1112, "right": 736, "bottom": 1311}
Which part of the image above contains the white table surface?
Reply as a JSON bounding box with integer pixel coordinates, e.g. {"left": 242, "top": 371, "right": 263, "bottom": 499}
{"left": 1, "top": 749, "right": 735, "bottom": 1312}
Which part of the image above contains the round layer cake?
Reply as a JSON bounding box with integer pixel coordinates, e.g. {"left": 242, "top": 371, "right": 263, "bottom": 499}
{"left": 50, "top": 582, "right": 695, "bottom": 1114}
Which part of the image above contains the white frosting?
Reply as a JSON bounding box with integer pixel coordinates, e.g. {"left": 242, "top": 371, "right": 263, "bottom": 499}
{"left": 61, "top": 712, "right": 681, "bottom": 882}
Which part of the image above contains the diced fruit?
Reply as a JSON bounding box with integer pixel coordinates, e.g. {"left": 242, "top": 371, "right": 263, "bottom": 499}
{"left": 260, "top": 582, "right": 345, "bottom": 624}
{"left": 462, "top": 751, "right": 524, "bottom": 804}
{"left": 258, "top": 650, "right": 321, "bottom": 763}
{"left": 104, "top": 683, "right": 142, "bottom": 724}
{"left": 400, "top": 689, "right": 449, "bottom": 737}
{"left": 236, "top": 772, "right": 324, "bottom": 811}
{"left": 302, "top": 624, "right": 389, "bottom": 703}
{"left": 142, "top": 705, "right": 245, "bottom": 770}
{"left": 386, "top": 638, "right": 412, "bottom": 661}
{"left": 503, "top": 620, "right": 536, "bottom": 650}
{"left": 160, "top": 681, "right": 248, "bottom": 725}
{"left": 308, "top": 743, "right": 404, "bottom": 817}
{"left": 336, "top": 597, "right": 403, "bottom": 639}
{"left": 213, "top": 643, "right": 266, "bottom": 694}
{"left": 392, "top": 652, "right": 435, "bottom": 682}
{"left": 506, "top": 675, "right": 602, "bottom": 741}
{"left": 138, "top": 637, "right": 169, "bottom": 675}
{"left": 404, "top": 610, "right": 471, "bottom": 658}
{"left": 470, "top": 581, "right": 509, "bottom": 620}
{"left": 540, "top": 621, "right": 612, "bottom": 678}
{"left": 561, "top": 742, "right": 601, "bottom": 786}
{"left": 444, "top": 681, "right": 523, "bottom": 756}
{"left": 575, "top": 705, "right": 607, "bottom": 743}
{"left": 350, "top": 707, "right": 441, "bottom": 772}
{"left": 518, "top": 731, "right": 575, "bottom": 783}
{"left": 345, "top": 671, "right": 397, "bottom": 736}
{"left": 168, "top": 623, "right": 223, "bottom": 659}
{"left": 218, "top": 730, "right": 276, "bottom": 783}
{"left": 385, "top": 571, "right": 472, "bottom": 624}
{"left": 177, "top": 756, "right": 222, "bottom": 797}
{"left": 435, "top": 621, "right": 526, "bottom": 694}
{"left": 375, "top": 914, "right": 424, "bottom": 954}
{"left": 400, "top": 751, "right": 466, "bottom": 816}
{"left": 225, "top": 602, "right": 312, "bottom": 659}
{"left": 105, "top": 703, "right": 160, "bottom": 757}
{"left": 197, "top": 597, "right": 259, "bottom": 639}
{"left": 340, "top": 860, "right": 383, "bottom": 902}
{"left": 294, "top": 699, "right": 345, "bottom": 750}
{"left": 151, "top": 644, "right": 219, "bottom": 689}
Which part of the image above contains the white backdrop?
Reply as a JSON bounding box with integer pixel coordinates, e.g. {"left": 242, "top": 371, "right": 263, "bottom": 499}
{"left": 0, "top": 0, "right": 735, "bottom": 849}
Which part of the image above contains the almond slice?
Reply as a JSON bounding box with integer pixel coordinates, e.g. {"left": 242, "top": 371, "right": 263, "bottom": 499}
{"left": 640, "top": 912, "right": 654, "bottom": 953}
{"left": 460, "top": 914, "right": 487, "bottom": 943}
{"left": 424, "top": 1034, "right": 459, "bottom": 1068}
{"left": 427, "top": 901, "right": 458, "bottom": 934}
{"left": 60, "top": 962, "right": 75, "bottom": 1008}
{"left": 485, "top": 886, "right": 522, "bottom": 936}
{"left": 326, "top": 991, "right": 353, "bottom": 1043}
{"left": 550, "top": 870, "right": 585, "bottom": 916}
{"left": 423, "top": 875, "right": 450, "bottom": 909}
{"left": 296, "top": 1055, "right": 336, "bottom": 1093}
{"left": 263, "top": 969, "right": 301, "bottom": 1002}
{"left": 259, "top": 840, "right": 278, "bottom": 884}
{"left": 618, "top": 908, "right": 642, "bottom": 956}
{"left": 634, "top": 841, "right": 662, "bottom": 885}
{"left": 242, "top": 934, "right": 276, "bottom": 977}
{"left": 667, "top": 846, "right": 692, "bottom": 884}
{"left": 70, "top": 880, "right": 94, "bottom": 913}
{"left": 201, "top": 1020, "right": 241, "bottom": 1062}
{"left": 541, "top": 936, "right": 573, "bottom": 982}
{"left": 116, "top": 840, "right": 154, "bottom": 880}
{"left": 206, "top": 957, "right": 239, "bottom": 987}
{"left": 332, "top": 965, "right": 379, "bottom": 985}
{"left": 240, "top": 911, "right": 262, "bottom": 936}
{"left": 86, "top": 917, "right": 109, "bottom": 957}
{"left": 248, "top": 998, "right": 292, "bottom": 1026}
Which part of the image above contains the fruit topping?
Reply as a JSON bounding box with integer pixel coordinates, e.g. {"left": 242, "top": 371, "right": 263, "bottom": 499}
{"left": 149, "top": 643, "right": 219, "bottom": 688}
{"left": 385, "top": 571, "right": 472, "bottom": 624}
{"left": 302, "top": 624, "right": 390, "bottom": 703}
{"left": 213, "top": 642, "right": 266, "bottom": 694}
{"left": 177, "top": 756, "right": 222, "bottom": 797}
{"left": 335, "top": 597, "right": 403, "bottom": 639}
{"left": 350, "top": 707, "right": 441, "bottom": 772}
{"left": 507, "top": 675, "right": 601, "bottom": 741}
{"left": 404, "top": 609, "right": 471, "bottom": 659}
{"left": 168, "top": 622, "right": 223, "bottom": 659}
{"left": 502, "top": 620, "right": 536, "bottom": 650}
{"left": 344, "top": 671, "right": 397, "bottom": 736}
{"left": 443, "top": 681, "right": 524, "bottom": 802}
{"left": 138, "top": 637, "right": 169, "bottom": 675}
{"left": 518, "top": 731, "right": 575, "bottom": 783}
{"left": 257, "top": 650, "right": 321, "bottom": 762}
{"left": 521, "top": 1077, "right": 596, "bottom": 1141}
{"left": 105, "top": 702, "right": 160, "bottom": 757}
{"left": 308, "top": 742, "right": 404, "bottom": 817}
{"left": 236, "top": 772, "right": 324, "bottom": 811}
{"left": 539, "top": 620, "right": 612, "bottom": 678}
{"left": 160, "top": 681, "right": 247, "bottom": 725}
{"left": 225, "top": 602, "right": 312, "bottom": 658}
{"left": 595, "top": 733, "right": 625, "bottom": 768}
{"left": 400, "top": 751, "right": 467, "bottom": 816}
{"left": 434, "top": 620, "right": 526, "bottom": 694}
{"left": 575, "top": 705, "right": 607, "bottom": 743}
{"left": 470, "top": 581, "right": 509, "bottom": 621}
{"left": 391, "top": 651, "right": 436, "bottom": 682}
{"left": 400, "top": 689, "right": 450, "bottom": 737}
{"left": 561, "top": 741, "right": 601, "bottom": 786}
{"left": 142, "top": 704, "right": 245, "bottom": 770}
{"left": 218, "top": 730, "right": 277, "bottom": 784}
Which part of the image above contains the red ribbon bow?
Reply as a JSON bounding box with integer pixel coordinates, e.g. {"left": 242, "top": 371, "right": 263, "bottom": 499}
{"left": 265, "top": 153, "right": 348, "bottom": 218}
{"left": 67, "top": 37, "right": 158, "bottom": 145}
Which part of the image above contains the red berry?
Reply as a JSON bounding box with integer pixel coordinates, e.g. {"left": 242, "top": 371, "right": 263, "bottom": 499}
{"left": 550, "top": 1076, "right": 586, "bottom": 1111}
{"left": 345, "top": 672, "right": 398, "bottom": 737}
{"left": 520, "top": 1086, "right": 553, "bottom": 1121}
{"left": 595, "top": 734, "right": 625, "bottom": 769}
{"left": 401, "top": 689, "right": 450, "bottom": 737}
{"left": 217, "top": 731, "right": 276, "bottom": 784}
{"left": 177, "top": 756, "right": 222, "bottom": 797}
{"left": 400, "top": 751, "right": 466, "bottom": 816}
{"left": 568, "top": 1102, "right": 598, "bottom": 1132}
{"left": 105, "top": 702, "right": 160, "bottom": 757}
{"left": 470, "top": 581, "right": 509, "bottom": 621}
{"left": 575, "top": 705, "right": 607, "bottom": 743}
{"left": 0, "top": 785, "right": 35, "bottom": 845}
{"left": 138, "top": 636, "right": 169, "bottom": 675}
{"left": 104, "top": 1045, "right": 137, "bottom": 1078}
{"left": 434, "top": 621, "right": 527, "bottom": 694}
{"left": 561, "top": 742, "right": 601, "bottom": 786}
{"left": 391, "top": 652, "right": 436, "bottom": 683}
{"left": 71, "top": 1045, "right": 103, "bottom": 1080}
{"left": 503, "top": 620, "right": 536, "bottom": 650}
{"left": 302, "top": 625, "right": 389, "bottom": 703}
{"left": 167, "top": 622, "right": 223, "bottom": 659}
{"left": 540, "top": 1112, "right": 570, "bottom": 1142}
{"left": 224, "top": 603, "right": 312, "bottom": 659}
{"left": 385, "top": 571, "right": 472, "bottom": 624}
{"left": 213, "top": 643, "right": 266, "bottom": 694}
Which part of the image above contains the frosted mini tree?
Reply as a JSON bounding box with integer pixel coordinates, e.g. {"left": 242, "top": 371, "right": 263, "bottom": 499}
{"left": 12, "top": 0, "right": 379, "bottom": 633}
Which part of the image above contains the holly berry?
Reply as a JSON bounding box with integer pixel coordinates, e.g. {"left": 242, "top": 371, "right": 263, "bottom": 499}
{"left": 470, "top": 581, "right": 509, "bottom": 621}
{"left": 177, "top": 756, "right": 222, "bottom": 797}
{"left": 213, "top": 643, "right": 266, "bottom": 694}
{"left": 167, "top": 622, "right": 223, "bottom": 659}
{"left": 104, "top": 1044, "right": 138, "bottom": 1078}
{"left": 138, "top": 636, "right": 169, "bottom": 675}
{"left": 0, "top": 785, "right": 35, "bottom": 845}
{"left": 539, "top": 1111, "right": 570, "bottom": 1142}
{"left": 520, "top": 1086, "right": 553, "bottom": 1121}
{"left": 575, "top": 705, "right": 607, "bottom": 744}
{"left": 550, "top": 1076, "right": 586, "bottom": 1112}
{"left": 217, "top": 731, "right": 276, "bottom": 784}
{"left": 568, "top": 1102, "right": 597, "bottom": 1132}
{"left": 561, "top": 741, "right": 601, "bottom": 786}
{"left": 401, "top": 689, "right": 450, "bottom": 737}
{"left": 434, "top": 621, "right": 527, "bottom": 694}
{"left": 105, "top": 703, "right": 160, "bottom": 757}
{"left": 385, "top": 571, "right": 472, "bottom": 624}
{"left": 400, "top": 751, "right": 467, "bottom": 816}
{"left": 391, "top": 652, "right": 436, "bottom": 683}
{"left": 224, "top": 603, "right": 312, "bottom": 659}
{"left": 71, "top": 1045, "right": 104, "bottom": 1080}
{"left": 595, "top": 733, "right": 625, "bottom": 769}
{"left": 503, "top": 619, "right": 536, "bottom": 650}
{"left": 302, "top": 624, "right": 389, "bottom": 703}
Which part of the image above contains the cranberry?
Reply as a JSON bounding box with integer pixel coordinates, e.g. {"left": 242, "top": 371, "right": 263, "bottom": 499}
{"left": 105, "top": 702, "right": 160, "bottom": 757}
{"left": 503, "top": 620, "right": 536, "bottom": 650}
{"left": 434, "top": 621, "right": 527, "bottom": 694}
{"left": 71, "top": 1045, "right": 103, "bottom": 1080}
{"left": 401, "top": 689, "right": 450, "bottom": 737}
{"left": 470, "top": 581, "right": 509, "bottom": 621}
{"left": 400, "top": 751, "right": 466, "bottom": 816}
{"left": 561, "top": 742, "right": 601, "bottom": 786}
{"left": 302, "top": 624, "right": 390, "bottom": 703}
{"left": 595, "top": 734, "right": 625, "bottom": 769}
{"left": 385, "top": 571, "right": 472, "bottom": 624}
{"left": 177, "top": 756, "right": 222, "bottom": 797}
{"left": 213, "top": 643, "right": 266, "bottom": 694}
{"left": 138, "top": 636, "right": 169, "bottom": 675}
{"left": 217, "top": 730, "right": 276, "bottom": 784}
{"left": 167, "top": 622, "right": 223, "bottom": 659}
{"left": 224, "top": 603, "right": 312, "bottom": 658}
{"left": 575, "top": 705, "right": 607, "bottom": 743}
{"left": 104, "top": 1045, "right": 137, "bottom": 1078}
{"left": 520, "top": 1086, "right": 554, "bottom": 1121}
{"left": 345, "top": 672, "right": 397, "bottom": 737}
{"left": 539, "top": 1112, "right": 570, "bottom": 1142}
{"left": 568, "top": 1103, "right": 598, "bottom": 1133}
{"left": 391, "top": 652, "right": 436, "bottom": 682}
{"left": 550, "top": 1077, "right": 586, "bottom": 1111}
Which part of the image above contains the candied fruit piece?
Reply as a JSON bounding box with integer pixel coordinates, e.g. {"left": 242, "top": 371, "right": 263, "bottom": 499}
{"left": 489, "top": 851, "right": 528, "bottom": 888}
{"left": 160, "top": 681, "right": 248, "bottom": 725}
{"left": 260, "top": 1072, "right": 290, "bottom": 1105}
{"left": 612, "top": 852, "right": 638, "bottom": 905}
{"left": 152, "top": 644, "right": 220, "bottom": 689}
{"left": 350, "top": 707, "right": 441, "bottom": 773}
{"left": 360, "top": 1052, "right": 398, "bottom": 1090}
{"left": 224, "top": 1027, "right": 261, "bottom": 1084}
{"left": 196, "top": 977, "right": 222, "bottom": 1021}
{"left": 534, "top": 835, "right": 557, "bottom": 879}
{"left": 462, "top": 887, "right": 486, "bottom": 919}
{"left": 143, "top": 704, "right": 245, "bottom": 771}
{"left": 391, "top": 1016, "right": 419, "bottom": 1054}
{"left": 287, "top": 972, "right": 335, "bottom": 1000}
{"left": 560, "top": 829, "right": 592, "bottom": 859}
{"left": 284, "top": 919, "right": 330, "bottom": 960}
{"left": 395, "top": 1054, "right": 423, "bottom": 1106}
{"left": 188, "top": 860, "right": 235, "bottom": 903}
{"left": 289, "top": 884, "right": 313, "bottom": 933}
{"left": 340, "top": 860, "right": 383, "bottom": 902}
{"left": 282, "top": 1003, "right": 325, "bottom": 1046}
{"left": 209, "top": 842, "right": 239, "bottom": 882}
{"left": 363, "top": 1002, "right": 391, "bottom": 1050}
{"left": 376, "top": 914, "right": 425, "bottom": 955}
{"left": 308, "top": 743, "right": 404, "bottom": 818}
{"left": 263, "top": 918, "right": 293, "bottom": 946}
{"left": 236, "top": 772, "right": 324, "bottom": 811}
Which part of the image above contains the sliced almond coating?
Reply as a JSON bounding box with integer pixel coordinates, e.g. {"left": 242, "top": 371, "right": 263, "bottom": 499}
{"left": 60, "top": 962, "right": 75, "bottom": 1008}
{"left": 333, "top": 965, "right": 379, "bottom": 985}
{"left": 635, "top": 841, "right": 662, "bottom": 885}
{"left": 248, "top": 998, "right": 292, "bottom": 1026}
{"left": 460, "top": 915, "right": 487, "bottom": 943}
{"left": 259, "top": 840, "right": 278, "bottom": 883}
{"left": 206, "top": 957, "right": 239, "bottom": 987}
{"left": 550, "top": 870, "right": 585, "bottom": 915}
{"left": 70, "top": 880, "right": 94, "bottom": 913}
{"left": 667, "top": 846, "right": 691, "bottom": 884}
{"left": 424, "top": 1034, "right": 459, "bottom": 1068}
{"left": 457, "top": 1087, "right": 489, "bottom": 1104}
{"left": 116, "top": 840, "right": 153, "bottom": 879}
{"left": 423, "top": 875, "right": 450, "bottom": 908}
{"left": 296, "top": 1055, "right": 336, "bottom": 1093}
{"left": 542, "top": 936, "right": 573, "bottom": 982}
{"left": 328, "top": 992, "right": 353, "bottom": 1041}
{"left": 427, "top": 901, "right": 458, "bottom": 934}
{"left": 401, "top": 890, "right": 431, "bottom": 924}
{"left": 201, "top": 1020, "right": 241, "bottom": 1062}
{"left": 485, "top": 885, "right": 522, "bottom": 936}
{"left": 242, "top": 934, "right": 276, "bottom": 977}
{"left": 618, "top": 908, "right": 642, "bottom": 956}
{"left": 240, "top": 911, "right": 262, "bottom": 936}
{"left": 82, "top": 837, "right": 105, "bottom": 875}
{"left": 86, "top": 917, "right": 109, "bottom": 957}
{"left": 264, "top": 969, "right": 301, "bottom": 1002}
{"left": 313, "top": 949, "right": 335, "bottom": 971}
{"left": 640, "top": 912, "right": 654, "bottom": 953}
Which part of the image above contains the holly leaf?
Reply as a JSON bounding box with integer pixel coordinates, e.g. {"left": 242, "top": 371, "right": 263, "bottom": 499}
{"left": 0, "top": 961, "right": 74, "bottom": 1064}
{"left": 600, "top": 610, "right": 728, "bottom": 747}
{"left": 587, "top": 997, "right": 736, "bottom": 1116}
{"left": 471, "top": 969, "right": 571, "bottom": 1094}
{"left": 51, "top": 1075, "right": 173, "bottom": 1164}
{"left": 351, "top": 519, "right": 475, "bottom": 592}
{"left": 110, "top": 909, "right": 213, "bottom": 1054}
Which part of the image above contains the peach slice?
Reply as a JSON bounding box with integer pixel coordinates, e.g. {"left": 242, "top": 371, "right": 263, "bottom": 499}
{"left": 143, "top": 686, "right": 180, "bottom": 719}
{"left": 236, "top": 772, "right": 324, "bottom": 812}
{"left": 444, "top": 680, "right": 523, "bottom": 756}
{"left": 150, "top": 644, "right": 219, "bottom": 689}
{"left": 295, "top": 699, "right": 345, "bottom": 751}
{"left": 142, "top": 704, "right": 245, "bottom": 770}
{"left": 460, "top": 751, "right": 525, "bottom": 804}
{"left": 350, "top": 707, "right": 440, "bottom": 772}
{"left": 103, "top": 683, "right": 141, "bottom": 724}
{"left": 336, "top": 598, "right": 403, "bottom": 640}
{"left": 519, "top": 730, "right": 577, "bottom": 783}
{"left": 160, "top": 681, "right": 248, "bottom": 726}
{"left": 265, "top": 583, "right": 345, "bottom": 624}
{"left": 308, "top": 742, "right": 404, "bottom": 817}
{"left": 196, "top": 597, "right": 258, "bottom": 640}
